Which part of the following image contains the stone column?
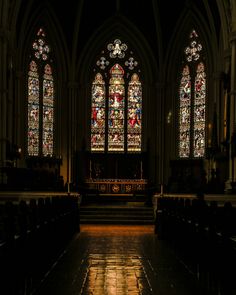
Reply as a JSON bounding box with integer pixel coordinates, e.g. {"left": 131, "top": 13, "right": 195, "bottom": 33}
{"left": 66, "top": 81, "right": 78, "bottom": 192}
{"left": 0, "top": 23, "right": 9, "bottom": 185}
{"left": 225, "top": 32, "right": 236, "bottom": 192}
{"left": 156, "top": 82, "right": 165, "bottom": 188}
{"left": 15, "top": 71, "right": 24, "bottom": 167}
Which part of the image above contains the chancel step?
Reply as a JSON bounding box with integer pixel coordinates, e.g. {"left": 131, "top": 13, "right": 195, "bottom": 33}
{"left": 79, "top": 204, "right": 154, "bottom": 225}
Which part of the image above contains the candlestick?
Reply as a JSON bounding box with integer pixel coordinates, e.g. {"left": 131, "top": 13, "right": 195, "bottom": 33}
{"left": 208, "top": 123, "right": 212, "bottom": 147}
{"left": 140, "top": 160, "right": 143, "bottom": 179}
{"left": 223, "top": 90, "right": 227, "bottom": 141}
{"left": 89, "top": 160, "right": 92, "bottom": 179}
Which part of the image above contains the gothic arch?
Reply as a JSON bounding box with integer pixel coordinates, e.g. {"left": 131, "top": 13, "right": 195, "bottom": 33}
{"left": 15, "top": 4, "right": 69, "bottom": 160}
{"left": 17, "top": 5, "right": 69, "bottom": 80}
{"left": 76, "top": 15, "right": 158, "bottom": 153}
{"left": 77, "top": 15, "right": 157, "bottom": 85}
{"left": 166, "top": 10, "right": 217, "bottom": 83}
{"left": 162, "top": 8, "right": 219, "bottom": 170}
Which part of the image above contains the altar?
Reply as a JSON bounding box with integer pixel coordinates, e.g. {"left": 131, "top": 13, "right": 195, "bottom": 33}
{"left": 84, "top": 178, "right": 148, "bottom": 195}
{"left": 77, "top": 151, "right": 149, "bottom": 196}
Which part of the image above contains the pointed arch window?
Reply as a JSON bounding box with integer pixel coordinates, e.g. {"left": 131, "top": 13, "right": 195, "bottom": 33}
{"left": 27, "top": 28, "right": 54, "bottom": 157}
{"left": 91, "top": 39, "right": 142, "bottom": 153}
{"left": 178, "top": 29, "right": 206, "bottom": 158}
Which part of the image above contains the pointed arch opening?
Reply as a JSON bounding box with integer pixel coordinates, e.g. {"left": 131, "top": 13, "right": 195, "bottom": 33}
{"left": 178, "top": 29, "right": 206, "bottom": 158}
{"left": 27, "top": 28, "right": 55, "bottom": 157}
{"left": 91, "top": 39, "right": 142, "bottom": 153}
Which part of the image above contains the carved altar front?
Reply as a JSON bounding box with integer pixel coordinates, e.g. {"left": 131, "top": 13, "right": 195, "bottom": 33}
{"left": 85, "top": 178, "right": 148, "bottom": 195}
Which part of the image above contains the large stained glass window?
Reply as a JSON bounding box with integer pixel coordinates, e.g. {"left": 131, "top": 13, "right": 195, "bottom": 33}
{"left": 27, "top": 28, "right": 54, "bottom": 157}
{"left": 91, "top": 39, "right": 142, "bottom": 152}
{"left": 179, "top": 30, "right": 206, "bottom": 158}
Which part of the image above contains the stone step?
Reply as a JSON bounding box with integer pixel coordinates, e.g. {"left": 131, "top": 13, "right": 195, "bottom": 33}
{"left": 80, "top": 221, "right": 155, "bottom": 225}
{"left": 79, "top": 203, "right": 155, "bottom": 225}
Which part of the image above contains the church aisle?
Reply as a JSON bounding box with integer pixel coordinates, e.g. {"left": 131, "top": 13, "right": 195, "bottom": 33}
{"left": 33, "top": 225, "right": 210, "bottom": 295}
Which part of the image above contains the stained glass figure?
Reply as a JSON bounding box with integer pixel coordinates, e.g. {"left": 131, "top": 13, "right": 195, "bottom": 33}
{"left": 42, "top": 64, "right": 54, "bottom": 156}
{"left": 193, "top": 62, "right": 206, "bottom": 157}
{"left": 127, "top": 73, "right": 142, "bottom": 151}
{"left": 108, "top": 64, "right": 125, "bottom": 151}
{"left": 179, "top": 65, "right": 191, "bottom": 158}
{"left": 28, "top": 60, "right": 40, "bottom": 156}
{"left": 91, "top": 73, "right": 106, "bottom": 151}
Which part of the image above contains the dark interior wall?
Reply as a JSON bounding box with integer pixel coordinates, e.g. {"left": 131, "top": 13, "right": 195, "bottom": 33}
{"left": 0, "top": 0, "right": 231, "bottom": 192}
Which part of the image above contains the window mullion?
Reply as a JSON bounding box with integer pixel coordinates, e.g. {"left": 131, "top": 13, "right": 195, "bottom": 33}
{"left": 190, "top": 67, "right": 195, "bottom": 158}
{"left": 39, "top": 72, "right": 43, "bottom": 157}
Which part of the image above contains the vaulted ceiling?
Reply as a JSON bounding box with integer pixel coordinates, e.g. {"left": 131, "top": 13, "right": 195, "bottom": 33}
{"left": 14, "top": 0, "right": 224, "bottom": 61}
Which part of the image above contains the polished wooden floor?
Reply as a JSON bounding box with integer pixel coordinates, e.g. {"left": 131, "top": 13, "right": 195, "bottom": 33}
{"left": 33, "top": 225, "right": 210, "bottom": 295}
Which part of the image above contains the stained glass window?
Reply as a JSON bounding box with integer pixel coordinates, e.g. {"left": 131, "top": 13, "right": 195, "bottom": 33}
{"left": 108, "top": 64, "right": 125, "bottom": 151}
{"left": 179, "top": 65, "right": 191, "bottom": 158}
{"left": 27, "top": 28, "right": 54, "bottom": 157}
{"left": 42, "top": 64, "right": 54, "bottom": 156}
{"left": 127, "top": 73, "right": 142, "bottom": 152}
{"left": 91, "top": 39, "right": 142, "bottom": 153}
{"left": 91, "top": 73, "right": 106, "bottom": 151}
{"left": 28, "top": 61, "right": 40, "bottom": 156}
{"left": 178, "top": 30, "right": 206, "bottom": 158}
{"left": 193, "top": 62, "right": 206, "bottom": 157}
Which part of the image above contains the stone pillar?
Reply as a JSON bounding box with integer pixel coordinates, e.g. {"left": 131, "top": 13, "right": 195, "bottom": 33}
{"left": 0, "top": 20, "right": 9, "bottom": 185}
{"left": 66, "top": 81, "right": 78, "bottom": 192}
{"left": 156, "top": 82, "right": 165, "bottom": 188}
{"left": 15, "top": 71, "right": 24, "bottom": 167}
{"left": 225, "top": 32, "right": 236, "bottom": 192}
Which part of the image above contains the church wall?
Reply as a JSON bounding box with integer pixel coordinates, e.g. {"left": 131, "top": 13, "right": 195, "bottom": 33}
{"left": 1, "top": 0, "right": 235, "bottom": 193}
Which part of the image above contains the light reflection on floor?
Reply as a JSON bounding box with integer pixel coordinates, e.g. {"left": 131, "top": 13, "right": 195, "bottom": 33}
{"left": 80, "top": 224, "right": 154, "bottom": 235}
{"left": 81, "top": 253, "right": 152, "bottom": 294}
{"left": 34, "top": 224, "right": 207, "bottom": 295}
{"left": 79, "top": 225, "right": 154, "bottom": 294}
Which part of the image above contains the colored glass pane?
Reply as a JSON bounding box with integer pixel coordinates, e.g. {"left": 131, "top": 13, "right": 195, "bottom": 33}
{"left": 28, "top": 60, "right": 39, "bottom": 156}
{"left": 33, "top": 28, "right": 50, "bottom": 60}
{"left": 42, "top": 64, "right": 54, "bottom": 156}
{"left": 127, "top": 74, "right": 142, "bottom": 151}
{"left": 179, "top": 65, "right": 191, "bottom": 158}
{"left": 185, "top": 29, "right": 202, "bottom": 62}
{"left": 193, "top": 62, "right": 206, "bottom": 157}
{"left": 107, "top": 39, "right": 127, "bottom": 58}
{"left": 91, "top": 73, "right": 106, "bottom": 151}
{"left": 108, "top": 64, "right": 125, "bottom": 151}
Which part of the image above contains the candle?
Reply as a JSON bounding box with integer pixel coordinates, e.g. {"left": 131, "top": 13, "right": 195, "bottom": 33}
{"left": 140, "top": 160, "right": 143, "bottom": 179}
{"left": 208, "top": 123, "right": 212, "bottom": 147}
{"left": 223, "top": 90, "right": 227, "bottom": 141}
